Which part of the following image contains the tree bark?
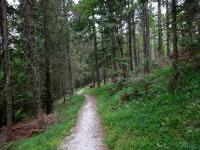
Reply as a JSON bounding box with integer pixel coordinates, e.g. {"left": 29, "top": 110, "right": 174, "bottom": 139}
{"left": 23, "top": 0, "right": 41, "bottom": 118}
{"left": 170, "top": 0, "right": 180, "bottom": 91}
{"left": 92, "top": 14, "right": 100, "bottom": 87}
{"left": 62, "top": 80, "right": 66, "bottom": 101}
{"left": 132, "top": 10, "right": 138, "bottom": 68}
{"left": 101, "top": 30, "right": 107, "bottom": 84}
{"left": 142, "top": 2, "right": 150, "bottom": 73}
{"left": 89, "top": 27, "right": 96, "bottom": 88}
{"left": 66, "top": 25, "right": 73, "bottom": 95}
{"left": 166, "top": 0, "right": 170, "bottom": 56}
{"left": 128, "top": 6, "right": 133, "bottom": 71}
{"left": 118, "top": 24, "right": 125, "bottom": 76}
{"left": 111, "top": 28, "right": 117, "bottom": 73}
{"left": 63, "top": 0, "right": 73, "bottom": 95}
{"left": 146, "top": 3, "right": 151, "bottom": 62}
{"left": 91, "top": 60, "right": 96, "bottom": 88}
{"left": 158, "top": 0, "right": 163, "bottom": 64}
{"left": 172, "top": 0, "right": 178, "bottom": 68}
{"left": 43, "top": 0, "right": 53, "bottom": 114}
{"left": 1, "top": 0, "right": 13, "bottom": 141}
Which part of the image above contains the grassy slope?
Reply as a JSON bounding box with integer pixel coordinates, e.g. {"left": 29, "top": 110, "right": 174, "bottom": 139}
{"left": 87, "top": 66, "right": 200, "bottom": 150}
{"left": 5, "top": 95, "right": 85, "bottom": 150}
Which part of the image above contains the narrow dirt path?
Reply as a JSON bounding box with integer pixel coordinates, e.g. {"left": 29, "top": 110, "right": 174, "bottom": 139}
{"left": 60, "top": 95, "right": 107, "bottom": 150}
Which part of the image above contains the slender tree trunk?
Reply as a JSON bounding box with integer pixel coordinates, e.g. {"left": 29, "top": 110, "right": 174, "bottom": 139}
{"left": 166, "top": 0, "right": 170, "bottom": 56}
{"left": 0, "top": 5, "right": 2, "bottom": 127}
{"left": 138, "top": 51, "right": 140, "bottom": 67}
{"left": 23, "top": 0, "right": 41, "bottom": 118}
{"left": 111, "top": 29, "right": 117, "bottom": 73}
{"left": 143, "top": 2, "right": 150, "bottom": 73}
{"left": 158, "top": 0, "right": 163, "bottom": 64}
{"left": 128, "top": 6, "right": 133, "bottom": 71}
{"left": 62, "top": 80, "right": 66, "bottom": 101}
{"left": 91, "top": 60, "right": 96, "bottom": 87}
{"left": 146, "top": 3, "right": 151, "bottom": 62}
{"left": 172, "top": 0, "right": 178, "bottom": 67}
{"left": 1, "top": 0, "right": 13, "bottom": 141}
{"left": 101, "top": 30, "right": 107, "bottom": 84}
{"left": 66, "top": 26, "right": 73, "bottom": 94}
{"left": 64, "top": 0, "right": 73, "bottom": 95}
{"left": 198, "top": 21, "right": 200, "bottom": 44}
{"left": 118, "top": 24, "right": 125, "bottom": 76}
{"left": 61, "top": 0, "right": 73, "bottom": 95}
{"left": 93, "top": 14, "right": 100, "bottom": 87}
{"left": 170, "top": 0, "right": 180, "bottom": 91}
{"left": 45, "top": 56, "right": 52, "bottom": 114}
{"left": 89, "top": 28, "right": 96, "bottom": 88}
{"left": 119, "top": 26, "right": 124, "bottom": 61}
{"left": 132, "top": 10, "right": 138, "bottom": 68}
{"left": 43, "top": 0, "right": 52, "bottom": 114}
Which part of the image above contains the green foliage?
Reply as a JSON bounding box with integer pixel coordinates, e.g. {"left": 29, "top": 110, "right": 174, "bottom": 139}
{"left": 4, "top": 95, "right": 85, "bottom": 150}
{"left": 86, "top": 66, "right": 200, "bottom": 149}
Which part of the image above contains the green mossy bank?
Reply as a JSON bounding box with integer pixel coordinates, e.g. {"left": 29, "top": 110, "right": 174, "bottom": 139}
{"left": 86, "top": 66, "right": 200, "bottom": 150}
{"left": 4, "top": 95, "right": 85, "bottom": 150}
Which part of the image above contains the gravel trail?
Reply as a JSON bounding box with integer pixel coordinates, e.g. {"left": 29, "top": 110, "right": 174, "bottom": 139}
{"left": 61, "top": 95, "right": 107, "bottom": 150}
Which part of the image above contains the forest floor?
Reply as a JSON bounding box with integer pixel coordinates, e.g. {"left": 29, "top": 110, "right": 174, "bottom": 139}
{"left": 2, "top": 95, "right": 85, "bottom": 150}
{"left": 60, "top": 95, "right": 107, "bottom": 150}
{"left": 86, "top": 65, "right": 200, "bottom": 149}
{"left": 0, "top": 113, "right": 58, "bottom": 144}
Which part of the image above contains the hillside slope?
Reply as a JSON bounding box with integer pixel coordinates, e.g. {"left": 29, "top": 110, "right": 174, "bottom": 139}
{"left": 87, "top": 66, "right": 200, "bottom": 150}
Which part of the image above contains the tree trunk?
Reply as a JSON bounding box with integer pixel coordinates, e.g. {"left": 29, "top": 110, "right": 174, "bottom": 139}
{"left": 89, "top": 27, "right": 96, "bottom": 88}
{"left": 64, "top": 0, "right": 73, "bottom": 95}
{"left": 128, "top": 7, "right": 133, "bottom": 71}
{"left": 65, "top": 19, "right": 73, "bottom": 95}
{"left": 62, "top": 80, "right": 66, "bottom": 101}
{"left": 143, "top": 2, "right": 150, "bottom": 73}
{"left": 66, "top": 26, "right": 73, "bottom": 95}
{"left": 111, "top": 29, "right": 117, "bottom": 73}
{"left": 43, "top": 0, "right": 52, "bottom": 114}
{"left": 158, "top": 0, "right": 163, "bottom": 64}
{"left": 166, "top": 0, "right": 170, "bottom": 56}
{"left": 61, "top": 0, "right": 73, "bottom": 95}
{"left": 101, "top": 30, "right": 107, "bottom": 84}
{"left": 45, "top": 57, "right": 52, "bottom": 114}
{"left": 198, "top": 21, "right": 200, "bottom": 44}
{"left": 172, "top": 0, "right": 178, "bottom": 68}
{"left": 118, "top": 24, "right": 125, "bottom": 76}
{"left": 91, "top": 60, "right": 96, "bottom": 88}
{"left": 132, "top": 10, "right": 138, "bottom": 68}
{"left": 23, "top": 0, "right": 41, "bottom": 118}
{"left": 170, "top": 0, "right": 180, "bottom": 92}
{"left": 146, "top": 3, "right": 151, "bottom": 63}
{"left": 93, "top": 14, "right": 100, "bottom": 87}
{"left": 1, "top": 0, "right": 13, "bottom": 141}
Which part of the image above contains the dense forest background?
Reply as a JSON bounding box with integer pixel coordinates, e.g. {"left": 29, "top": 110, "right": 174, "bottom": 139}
{"left": 0, "top": 0, "right": 200, "bottom": 142}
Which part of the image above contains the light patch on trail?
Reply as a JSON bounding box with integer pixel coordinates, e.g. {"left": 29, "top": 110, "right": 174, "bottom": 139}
{"left": 60, "top": 95, "right": 107, "bottom": 150}
{"left": 77, "top": 89, "right": 84, "bottom": 95}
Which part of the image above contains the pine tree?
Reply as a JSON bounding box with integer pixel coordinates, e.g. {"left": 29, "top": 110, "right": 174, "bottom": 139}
{"left": 23, "top": 0, "right": 42, "bottom": 118}
{"left": 1, "top": 0, "right": 13, "bottom": 140}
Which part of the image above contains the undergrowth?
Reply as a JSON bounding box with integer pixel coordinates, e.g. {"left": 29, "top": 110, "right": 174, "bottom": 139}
{"left": 4, "top": 95, "right": 85, "bottom": 150}
{"left": 86, "top": 65, "right": 200, "bottom": 150}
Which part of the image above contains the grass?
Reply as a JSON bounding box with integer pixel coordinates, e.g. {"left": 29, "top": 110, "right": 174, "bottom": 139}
{"left": 4, "top": 95, "right": 85, "bottom": 150}
{"left": 86, "top": 65, "right": 200, "bottom": 150}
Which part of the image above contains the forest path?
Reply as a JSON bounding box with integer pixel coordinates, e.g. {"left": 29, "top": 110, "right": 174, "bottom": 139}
{"left": 60, "top": 95, "right": 107, "bottom": 150}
